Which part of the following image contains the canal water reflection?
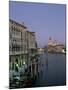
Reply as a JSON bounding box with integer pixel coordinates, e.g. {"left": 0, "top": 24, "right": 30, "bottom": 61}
{"left": 33, "top": 53, "right": 66, "bottom": 87}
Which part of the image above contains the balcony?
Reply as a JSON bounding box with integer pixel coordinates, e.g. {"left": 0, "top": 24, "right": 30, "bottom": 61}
{"left": 9, "top": 51, "right": 28, "bottom": 55}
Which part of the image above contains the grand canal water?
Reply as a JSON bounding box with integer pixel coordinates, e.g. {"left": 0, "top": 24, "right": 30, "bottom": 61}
{"left": 33, "top": 53, "right": 66, "bottom": 87}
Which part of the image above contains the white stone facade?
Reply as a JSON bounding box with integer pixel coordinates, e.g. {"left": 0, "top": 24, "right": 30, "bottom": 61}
{"left": 9, "top": 19, "right": 27, "bottom": 70}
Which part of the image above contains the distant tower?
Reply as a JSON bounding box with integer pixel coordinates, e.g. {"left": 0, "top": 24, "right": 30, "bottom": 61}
{"left": 49, "top": 37, "right": 52, "bottom": 40}
{"left": 48, "top": 37, "right": 53, "bottom": 46}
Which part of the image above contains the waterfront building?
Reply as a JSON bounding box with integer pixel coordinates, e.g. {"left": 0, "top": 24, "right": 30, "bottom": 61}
{"left": 47, "top": 37, "right": 65, "bottom": 53}
{"left": 26, "top": 31, "right": 38, "bottom": 78}
{"left": 37, "top": 48, "right": 44, "bottom": 54}
{"left": 9, "top": 19, "right": 38, "bottom": 81}
{"left": 55, "top": 44, "right": 65, "bottom": 53}
{"left": 9, "top": 19, "right": 28, "bottom": 72}
{"left": 27, "top": 31, "right": 37, "bottom": 57}
{"left": 48, "top": 37, "right": 57, "bottom": 46}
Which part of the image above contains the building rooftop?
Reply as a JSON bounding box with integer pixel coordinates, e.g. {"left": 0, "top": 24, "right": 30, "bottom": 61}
{"left": 9, "top": 19, "right": 27, "bottom": 29}
{"left": 27, "top": 31, "right": 35, "bottom": 36}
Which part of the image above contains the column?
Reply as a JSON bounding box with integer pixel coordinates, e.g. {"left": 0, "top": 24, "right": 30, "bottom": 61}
{"left": 35, "top": 63, "right": 37, "bottom": 76}
{"left": 10, "top": 61, "right": 12, "bottom": 70}
{"left": 18, "top": 56, "right": 20, "bottom": 67}
{"left": 31, "top": 63, "right": 33, "bottom": 78}
{"left": 14, "top": 57, "right": 15, "bottom": 71}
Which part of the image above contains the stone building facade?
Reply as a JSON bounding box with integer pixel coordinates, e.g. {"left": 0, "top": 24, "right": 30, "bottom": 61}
{"left": 9, "top": 19, "right": 38, "bottom": 80}
{"left": 47, "top": 37, "right": 65, "bottom": 53}
{"left": 26, "top": 31, "right": 38, "bottom": 78}
{"left": 9, "top": 19, "right": 28, "bottom": 71}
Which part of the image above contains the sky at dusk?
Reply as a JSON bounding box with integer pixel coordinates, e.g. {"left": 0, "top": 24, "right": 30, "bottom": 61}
{"left": 9, "top": 1, "right": 66, "bottom": 48}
